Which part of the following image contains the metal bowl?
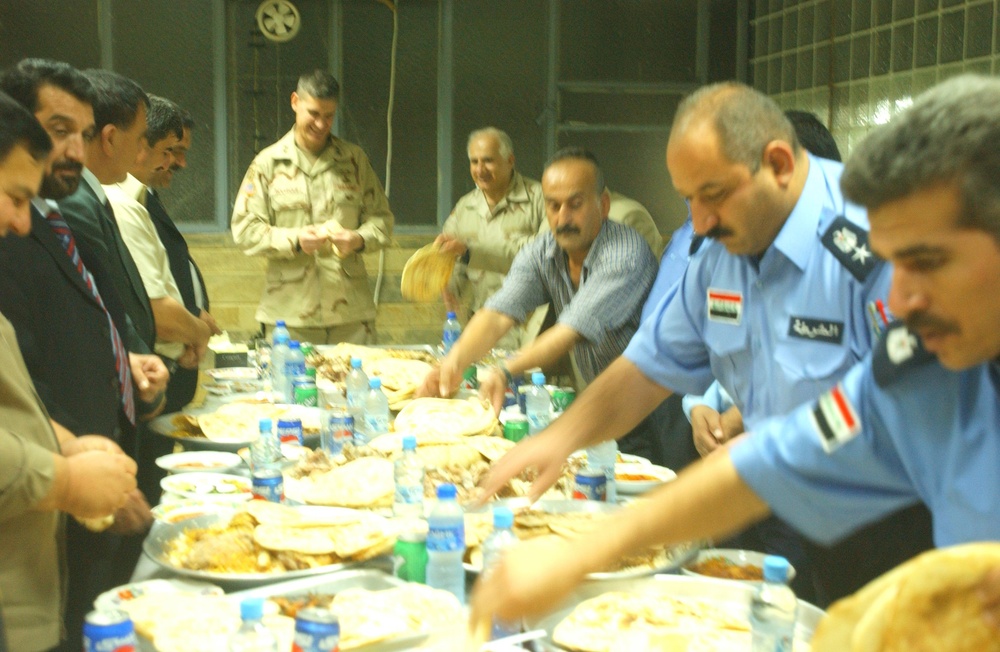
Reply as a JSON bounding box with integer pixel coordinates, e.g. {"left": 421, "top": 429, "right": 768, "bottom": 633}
{"left": 142, "top": 507, "right": 387, "bottom": 589}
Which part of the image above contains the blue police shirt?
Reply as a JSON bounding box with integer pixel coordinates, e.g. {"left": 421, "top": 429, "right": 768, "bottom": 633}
{"left": 641, "top": 217, "right": 695, "bottom": 322}
{"left": 624, "top": 155, "right": 891, "bottom": 429}
{"left": 731, "top": 324, "right": 1000, "bottom": 546}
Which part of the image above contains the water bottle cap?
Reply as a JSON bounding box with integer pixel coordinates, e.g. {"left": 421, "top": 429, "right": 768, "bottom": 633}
{"left": 436, "top": 483, "right": 457, "bottom": 499}
{"left": 369, "top": 377, "right": 382, "bottom": 389}
{"left": 446, "top": 311, "right": 457, "bottom": 319}
{"left": 493, "top": 505, "right": 514, "bottom": 529}
{"left": 402, "top": 435, "right": 417, "bottom": 451}
{"left": 276, "top": 320, "right": 286, "bottom": 327}
{"left": 762, "top": 555, "right": 790, "bottom": 582}
{"left": 239, "top": 597, "right": 265, "bottom": 620}
{"left": 258, "top": 417, "right": 272, "bottom": 431}
{"left": 288, "top": 340, "right": 301, "bottom": 349}
{"left": 351, "top": 357, "right": 362, "bottom": 369}
{"left": 531, "top": 371, "right": 545, "bottom": 385}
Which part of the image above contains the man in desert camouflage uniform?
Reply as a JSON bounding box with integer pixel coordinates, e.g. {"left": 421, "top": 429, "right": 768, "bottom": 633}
{"left": 232, "top": 69, "right": 393, "bottom": 344}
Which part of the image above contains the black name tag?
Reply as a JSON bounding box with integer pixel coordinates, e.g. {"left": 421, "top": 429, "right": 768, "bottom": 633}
{"left": 788, "top": 317, "right": 844, "bottom": 344}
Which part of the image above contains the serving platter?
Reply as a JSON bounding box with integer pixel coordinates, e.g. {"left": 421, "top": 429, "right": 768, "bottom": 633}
{"left": 142, "top": 506, "right": 391, "bottom": 589}
{"left": 464, "top": 499, "right": 702, "bottom": 580}
{"left": 526, "top": 574, "right": 823, "bottom": 651}
{"left": 148, "top": 407, "right": 322, "bottom": 453}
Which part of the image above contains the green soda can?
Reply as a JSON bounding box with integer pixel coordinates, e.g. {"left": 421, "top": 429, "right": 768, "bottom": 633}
{"left": 393, "top": 530, "right": 428, "bottom": 583}
{"left": 551, "top": 387, "right": 577, "bottom": 412}
{"left": 300, "top": 342, "right": 316, "bottom": 359}
{"left": 503, "top": 415, "right": 530, "bottom": 442}
{"left": 292, "top": 377, "right": 318, "bottom": 407}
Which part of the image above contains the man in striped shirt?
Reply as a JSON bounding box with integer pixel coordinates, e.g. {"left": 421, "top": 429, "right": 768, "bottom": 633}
{"left": 420, "top": 147, "right": 666, "bottom": 461}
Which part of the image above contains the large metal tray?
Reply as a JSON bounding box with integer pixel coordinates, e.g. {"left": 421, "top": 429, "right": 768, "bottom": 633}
{"left": 465, "top": 499, "right": 703, "bottom": 580}
{"left": 526, "top": 574, "right": 823, "bottom": 651}
{"left": 148, "top": 410, "right": 321, "bottom": 453}
{"left": 314, "top": 343, "right": 437, "bottom": 357}
{"left": 229, "top": 569, "right": 457, "bottom": 651}
{"left": 141, "top": 507, "right": 390, "bottom": 590}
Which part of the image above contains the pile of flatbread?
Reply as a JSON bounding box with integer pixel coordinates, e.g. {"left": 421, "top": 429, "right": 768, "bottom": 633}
{"left": 400, "top": 242, "right": 456, "bottom": 302}
{"left": 553, "top": 591, "right": 753, "bottom": 652}
{"left": 363, "top": 356, "right": 434, "bottom": 409}
{"left": 333, "top": 584, "right": 463, "bottom": 649}
{"left": 393, "top": 397, "right": 499, "bottom": 438}
{"left": 193, "top": 402, "right": 322, "bottom": 443}
{"left": 811, "top": 543, "right": 1000, "bottom": 651}
{"left": 309, "top": 344, "right": 435, "bottom": 410}
{"left": 295, "top": 457, "right": 396, "bottom": 508}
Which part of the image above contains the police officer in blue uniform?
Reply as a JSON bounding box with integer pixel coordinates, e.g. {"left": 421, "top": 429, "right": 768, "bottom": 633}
{"left": 480, "top": 81, "right": 932, "bottom": 605}
{"left": 470, "top": 74, "right": 1000, "bottom": 627}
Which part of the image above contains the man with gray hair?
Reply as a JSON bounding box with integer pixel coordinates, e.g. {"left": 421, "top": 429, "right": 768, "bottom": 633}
{"left": 436, "top": 127, "right": 545, "bottom": 350}
{"left": 472, "top": 74, "right": 1000, "bottom": 628}
{"left": 479, "top": 82, "right": 934, "bottom": 604}
{"left": 232, "top": 69, "right": 393, "bottom": 345}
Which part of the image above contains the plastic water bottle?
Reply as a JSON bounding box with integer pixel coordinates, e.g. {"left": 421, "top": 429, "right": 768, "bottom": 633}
{"left": 751, "top": 555, "right": 798, "bottom": 652}
{"left": 393, "top": 435, "right": 425, "bottom": 519}
{"left": 586, "top": 438, "right": 618, "bottom": 503}
{"left": 426, "top": 483, "right": 465, "bottom": 604}
{"left": 345, "top": 357, "right": 369, "bottom": 427}
{"left": 270, "top": 321, "right": 290, "bottom": 402}
{"left": 228, "top": 598, "right": 278, "bottom": 652}
{"left": 442, "top": 311, "right": 461, "bottom": 354}
{"left": 250, "top": 418, "right": 278, "bottom": 470}
{"left": 362, "top": 377, "right": 390, "bottom": 443}
{"left": 282, "top": 340, "right": 306, "bottom": 403}
{"left": 482, "top": 506, "right": 520, "bottom": 639}
{"left": 525, "top": 371, "right": 551, "bottom": 435}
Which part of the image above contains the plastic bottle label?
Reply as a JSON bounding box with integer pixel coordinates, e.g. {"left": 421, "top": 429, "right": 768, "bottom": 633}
{"left": 395, "top": 483, "right": 423, "bottom": 505}
{"left": 426, "top": 525, "right": 465, "bottom": 552}
{"left": 364, "top": 414, "right": 389, "bottom": 435}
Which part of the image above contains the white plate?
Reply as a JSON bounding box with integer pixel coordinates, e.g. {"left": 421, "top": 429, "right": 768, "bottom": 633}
{"left": 155, "top": 451, "right": 243, "bottom": 475}
{"left": 150, "top": 499, "right": 239, "bottom": 524}
{"left": 614, "top": 463, "right": 676, "bottom": 495}
{"left": 94, "top": 578, "right": 224, "bottom": 612}
{"left": 159, "top": 472, "right": 253, "bottom": 502}
{"left": 682, "top": 548, "right": 796, "bottom": 583}
{"left": 205, "top": 367, "right": 259, "bottom": 382}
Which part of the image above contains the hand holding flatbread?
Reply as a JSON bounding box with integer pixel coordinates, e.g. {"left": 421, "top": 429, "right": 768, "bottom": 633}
{"left": 811, "top": 543, "right": 1000, "bottom": 651}
{"left": 401, "top": 242, "right": 457, "bottom": 302}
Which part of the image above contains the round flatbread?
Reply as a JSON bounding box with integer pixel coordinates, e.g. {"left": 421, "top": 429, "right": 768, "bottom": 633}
{"left": 400, "top": 243, "right": 457, "bottom": 303}
{"left": 302, "top": 458, "right": 394, "bottom": 508}
{"left": 253, "top": 523, "right": 339, "bottom": 555}
{"left": 394, "top": 397, "right": 497, "bottom": 439}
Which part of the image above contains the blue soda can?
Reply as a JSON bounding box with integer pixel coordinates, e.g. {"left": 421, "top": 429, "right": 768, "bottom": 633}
{"left": 252, "top": 467, "right": 284, "bottom": 503}
{"left": 572, "top": 468, "right": 607, "bottom": 501}
{"left": 291, "top": 607, "right": 340, "bottom": 652}
{"left": 83, "top": 609, "right": 137, "bottom": 651}
{"left": 277, "top": 418, "right": 304, "bottom": 445}
{"left": 323, "top": 409, "right": 354, "bottom": 455}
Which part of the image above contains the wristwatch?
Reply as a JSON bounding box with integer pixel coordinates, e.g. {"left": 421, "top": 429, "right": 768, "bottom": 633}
{"left": 495, "top": 362, "right": 515, "bottom": 388}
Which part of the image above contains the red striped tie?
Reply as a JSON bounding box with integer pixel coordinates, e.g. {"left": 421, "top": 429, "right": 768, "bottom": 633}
{"left": 44, "top": 210, "right": 136, "bottom": 425}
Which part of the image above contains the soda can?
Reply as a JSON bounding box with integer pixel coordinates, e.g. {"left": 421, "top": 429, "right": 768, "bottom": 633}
{"left": 252, "top": 467, "right": 284, "bottom": 503}
{"left": 300, "top": 342, "right": 316, "bottom": 360}
{"left": 572, "top": 468, "right": 607, "bottom": 502}
{"left": 83, "top": 609, "right": 137, "bottom": 652}
{"left": 393, "top": 530, "right": 428, "bottom": 583}
{"left": 291, "top": 607, "right": 340, "bottom": 652}
{"left": 551, "top": 387, "right": 576, "bottom": 412}
{"left": 323, "top": 409, "right": 354, "bottom": 455}
{"left": 293, "top": 377, "right": 318, "bottom": 407}
{"left": 503, "top": 415, "right": 530, "bottom": 443}
{"left": 277, "top": 418, "right": 304, "bottom": 444}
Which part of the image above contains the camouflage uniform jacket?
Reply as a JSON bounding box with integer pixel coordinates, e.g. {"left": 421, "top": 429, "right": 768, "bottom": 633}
{"left": 232, "top": 130, "right": 393, "bottom": 327}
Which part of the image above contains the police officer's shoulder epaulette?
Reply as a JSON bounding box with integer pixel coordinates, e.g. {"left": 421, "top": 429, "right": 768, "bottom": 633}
{"left": 873, "top": 321, "right": 936, "bottom": 387}
{"left": 821, "top": 216, "right": 877, "bottom": 282}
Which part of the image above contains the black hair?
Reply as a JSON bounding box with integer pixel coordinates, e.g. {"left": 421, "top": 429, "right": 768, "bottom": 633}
{"left": 0, "top": 90, "right": 52, "bottom": 163}
{"left": 145, "top": 95, "right": 184, "bottom": 145}
{"left": 785, "top": 110, "right": 841, "bottom": 162}
{"left": 82, "top": 69, "right": 149, "bottom": 131}
{"left": 0, "top": 58, "right": 92, "bottom": 113}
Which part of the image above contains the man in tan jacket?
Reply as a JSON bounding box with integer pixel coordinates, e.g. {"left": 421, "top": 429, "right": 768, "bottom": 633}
{"left": 232, "top": 69, "right": 393, "bottom": 344}
{"left": 437, "top": 127, "right": 546, "bottom": 350}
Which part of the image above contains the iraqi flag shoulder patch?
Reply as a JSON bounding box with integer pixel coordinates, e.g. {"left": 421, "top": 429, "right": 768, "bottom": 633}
{"left": 707, "top": 288, "right": 742, "bottom": 325}
{"left": 810, "top": 383, "right": 862, "bottom": 453}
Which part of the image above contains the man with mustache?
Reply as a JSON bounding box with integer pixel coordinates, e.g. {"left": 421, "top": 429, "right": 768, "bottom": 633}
{"left": 0, "top": 59, "right": 168, "bottom": 651}
{"left": 472, "top": 74, "right": 1000, "bottom": 629}
{"left": 419, "top": 148, "right": 665, "bottom": 462}
{"left": 479, "top": 83, "right": 935, "bottom": 603}
{"left": 436, "top": 127, "right": 545, "bottom": 351}
{"left": 0, "top": 90, "right": 139, "bottom": 652}
{"left": 232, "top": 69, "right": 393, "bottom": 345}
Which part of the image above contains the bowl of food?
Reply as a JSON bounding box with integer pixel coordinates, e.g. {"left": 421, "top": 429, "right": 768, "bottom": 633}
{"left": 614, "top": 463, "right": 677, "bottom": 495}
{"left": 159, "top": 472, "right": 253, "bottom": 502}
{"left": 156, "top": 451, "right": 244, "bottom": 475}
{"left": 682, "top": 548, "right": 795, "bottom": 583}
